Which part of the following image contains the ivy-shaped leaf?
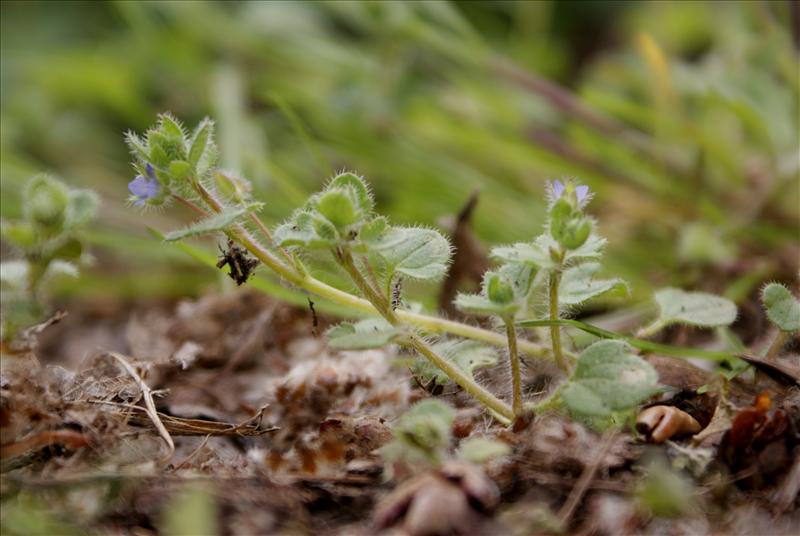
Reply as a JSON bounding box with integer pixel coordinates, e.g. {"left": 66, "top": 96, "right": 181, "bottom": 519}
{"left": 561, "top": 340, "right": 659, "bottom": 420}
{"left": 164, "top": 204, "right": 259, "bottom": 242}
{"left": 371, "top": 226, "right": 451, "bottom": 281}
{"left": 761, "top": 283, "right": 800, "bottom": 332}
{"left": 326, "top": 317, "right": 402, "bottom": 350}
{"left": 64, "top": 189, "right": 98, "bottom": 230}
{"left": 411, "top": 340, "right": 498, "bottom": 386}
{"left": 559, "top": 262, "right": 627, "bottom": 306}
{"left": 652, "top": 288, "right": 737, "bottom": 329}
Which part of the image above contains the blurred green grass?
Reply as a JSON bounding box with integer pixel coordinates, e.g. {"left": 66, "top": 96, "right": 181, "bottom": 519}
{"left": 1, "top": 1, "right": 797, "bottom": 308}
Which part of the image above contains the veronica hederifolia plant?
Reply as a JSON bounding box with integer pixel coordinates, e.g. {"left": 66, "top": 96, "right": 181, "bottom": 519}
{"left": 1, "top": 174, "right": 97, "bottom": 344}
{"left": 125, "top": 115, "right": 522, "bottom": 421}
{"left": 125, "top": 115, "right": 769, "bottom": 428}
{"left": 491, "top": 179, "right": 625, "bottom": 371}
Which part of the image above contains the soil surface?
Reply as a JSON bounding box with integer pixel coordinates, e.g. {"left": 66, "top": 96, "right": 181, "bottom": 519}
{"left": 1, "top": 290, "right": 798, "bottom": 535}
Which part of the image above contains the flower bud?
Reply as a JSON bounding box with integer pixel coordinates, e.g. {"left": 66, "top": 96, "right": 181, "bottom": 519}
{"left": 25, "top": 174, "right": 68, "bottom": 230}
{"left": 558, "top": 218, "right": 592, "bottom": 250}
{"left": 486, "top": 272, "right": 514, "bottom": 305}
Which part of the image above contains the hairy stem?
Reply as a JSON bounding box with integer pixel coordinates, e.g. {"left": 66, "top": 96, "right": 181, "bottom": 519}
{"left": 406, "top": 334, "right": 514, "bottom": 420}
{"left": 190, "top": 181, "right": 551, "bottom": 359}
{"left": 336, "top": 248, "right": 396, "bottom": 323}
{"left": 549, "top": 270, "right": 567, "bottom": 371}
{"left": 505, "top": 318, "right": 522, "bottom": 416}
{"left": 335, "top": 247, "right": 512, "bottom": 419}
{"left": 172, "top": 194, "right": 209, "bottom": 217}
{"left": 764, "top": 330, "right": 789, "bottom": 361}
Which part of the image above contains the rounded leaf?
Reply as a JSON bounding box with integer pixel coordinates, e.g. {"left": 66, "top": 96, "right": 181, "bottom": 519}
{"left": 761, "top": 283, "right": 800, "bottom": 332}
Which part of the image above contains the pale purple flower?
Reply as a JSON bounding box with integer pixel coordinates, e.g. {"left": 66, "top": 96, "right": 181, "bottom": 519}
{"left": 575, "top": 185, "right": 589, "bottom": 203}
{"left": 128, "top": 163, "right": 160, "bottom": 206}
{"left": 551, "top": 180, "right": 565, "bottom": 199}
{"left": 551, "top": 179, "right": 590, "bottom": 204}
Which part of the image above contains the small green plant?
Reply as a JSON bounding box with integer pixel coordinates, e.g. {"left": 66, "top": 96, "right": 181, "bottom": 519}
{"left": 1, "top": 174, "right": 97, "bottom": 345}
{"left": 760, "top": 282, "right": 800, "bottom": 360}
{"left": 124, "top": 115, "right": 777, "bottom": 425}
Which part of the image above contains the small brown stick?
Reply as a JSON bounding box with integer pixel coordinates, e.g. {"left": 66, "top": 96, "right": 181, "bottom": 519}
{"left": 557, "top": 430, "right": 617, "bottom": 526}
{"left": 109, "top": 352, "right": 175, "bottom": 464}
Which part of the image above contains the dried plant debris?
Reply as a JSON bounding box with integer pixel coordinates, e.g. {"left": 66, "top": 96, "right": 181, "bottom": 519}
{"left": 637, "top": 406, "right": 702, "bottom": 443}
{"left": 216, "top": 238, "right": 260, "bottom": 285}
{"left": 373, "top": 461, "right": 501, "bottom": 536}
{"left": 3, "top": 293, "right": 800, "bottom": 534}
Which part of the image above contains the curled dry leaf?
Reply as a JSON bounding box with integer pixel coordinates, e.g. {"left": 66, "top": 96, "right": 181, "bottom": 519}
{"left": 637, "top": 406, "right": 702, "bottom": 443}
{"left": 717, "top": 392, "right": 799, "bottom": 489}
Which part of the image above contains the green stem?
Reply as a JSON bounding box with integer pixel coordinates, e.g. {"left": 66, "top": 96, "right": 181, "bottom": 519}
{"left": 336, "top": 248, "right": 396, "bottom": 323}
{"left": 549, "top": 270, "right": 567, "bottom": 371}
{"left": 190, "top": 182, "right": 551, "bottom": 359}
{"left": 335, "top": 247, "right": 513, "bottom": 420}
{"left": 764, "top": 331, "right": 789, "bottom": 361}
{"left": 406, "top": 334, "right": 514, "bottom": 420}
{"left": 504, "top": 318, "right": 522, "bottom": 416}
{"left": 517, "top": 318, "right": 738, "bottom": 362}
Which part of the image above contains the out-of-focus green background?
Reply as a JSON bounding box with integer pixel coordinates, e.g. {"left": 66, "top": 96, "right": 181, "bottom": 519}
{"left": 1, "top": 1, "right": 798, "bottom": 308}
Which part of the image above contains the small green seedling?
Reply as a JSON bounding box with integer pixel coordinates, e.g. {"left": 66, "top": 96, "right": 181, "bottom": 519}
{"left": 1, "top": 174, "right": 97, "bottom": 345}
{"left": 760, "top": 282, "right": 799, "bottom": 360}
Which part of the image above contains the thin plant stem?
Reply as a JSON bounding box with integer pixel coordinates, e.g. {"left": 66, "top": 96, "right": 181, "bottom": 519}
{"left": 171, "top": 194, "right": 209, "bottom": 217}
{"left": 406, "top": 334, "right": 514, "bottom": 420}
{"left": 189, "top": 181, "right": 551, "bottom": 359}
{"left": 549, "top": 270, "right": 567, "bottom": 371}
{"left": 336, "top": 248, "right": 395, "bottom": 323}
{"left": 764, "top": 331, "right": 789, "bottom": 361}
{"left": 505, "top": 318, "right": 522, "bottom": 416}
{"left": 335, "top": 247, "right": 513, "bottom": 420}
{"left": 248, "top": 212, "right": 294, "bottom": 264}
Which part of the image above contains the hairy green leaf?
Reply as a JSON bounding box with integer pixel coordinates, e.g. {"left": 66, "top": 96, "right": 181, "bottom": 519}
{"left": 274, "top": 210, "right": 335, "bottom": 249}
{"left": 65, "top": 189, "right": 98, "bottom": 229}
{"left": 188, "top": 118, "right": 213, "bottom": 170}
{"left": 371, "top": 226, "right": 451, "bottom": 280}
{"left": 559, "top": 262, "right": 627, "bottom": 306}
{"left": 315, "top": 189, "right": 359, "bottom": 229}
{"left": 326, "top": 172, "right": 373, "bottom": 214}
{"left": 491, "top": 233, "right": 605, "bottom": 270}
{"left": 761, "top": 283, "right": 800, "bottom": 332}
{"left": 652, "top": 288, "right": 737, "bottom": 329}
{"left": 411, "top": 340, "right": 498, "bottom": 386}
{"left": 561, "top": 340, "right": 659, "bottom": 419}
{"left": 0, "top": 222, "right": 37, "bottom": 249}
{"left": 327, "top": 317, "right": 402, "bottom": 349}
{"left": 164, "top": 204, "right": 257, "bottom": 242}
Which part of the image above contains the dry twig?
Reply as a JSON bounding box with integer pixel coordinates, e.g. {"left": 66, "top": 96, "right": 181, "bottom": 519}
{"left": 557, "top": 430, "right": 618, "bottom": 526}
{"left": 108, "top": 352, "right": 175, "bottom": 464}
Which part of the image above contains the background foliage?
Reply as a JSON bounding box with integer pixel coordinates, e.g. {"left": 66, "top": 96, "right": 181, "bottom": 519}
{"left": 1, "top": 1, "right": 797, "bottom": 308}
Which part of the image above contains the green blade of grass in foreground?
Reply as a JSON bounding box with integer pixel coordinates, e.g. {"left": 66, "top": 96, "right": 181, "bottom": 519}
{"left": 517, "top": 318, "right": 734, "bottom": 361}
